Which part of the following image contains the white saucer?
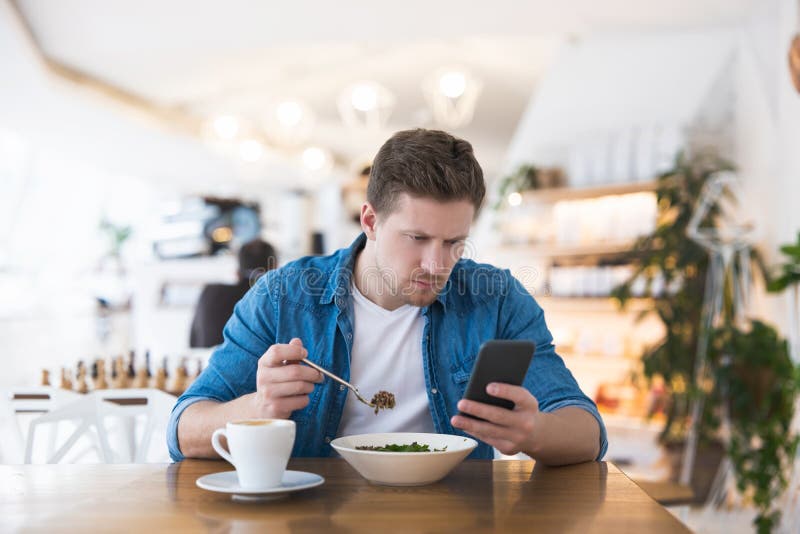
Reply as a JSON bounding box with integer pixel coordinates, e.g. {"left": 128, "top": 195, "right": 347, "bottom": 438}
{"left": 196, "top": 470, "right": 325, "bottom": 501}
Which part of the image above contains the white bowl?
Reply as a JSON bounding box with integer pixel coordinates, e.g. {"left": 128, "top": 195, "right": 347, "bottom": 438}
{"left": 330, "top": 432, "right": 478, "bottom": 486}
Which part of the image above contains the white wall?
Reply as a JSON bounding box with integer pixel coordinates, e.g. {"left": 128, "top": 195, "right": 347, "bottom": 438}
{"left": 735, "top": 0, "right": 800, "bottom": 350}
{"left": 0, "top": 1, "right": 241, "bottom": 192}
{"left": 0, "top": 1, "right": 239, "bottom": 388}
{"left": 504, "top": 29, "right": 738, "bottom": 170}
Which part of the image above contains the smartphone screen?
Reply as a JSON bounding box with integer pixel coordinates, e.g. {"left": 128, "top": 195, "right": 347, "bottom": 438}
{"left": 459, "top": 340, "right": 535, "bottom": 418}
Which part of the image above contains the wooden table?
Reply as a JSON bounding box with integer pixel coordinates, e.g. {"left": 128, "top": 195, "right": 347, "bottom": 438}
{"left": 1, "top": 459, "right": 689, "bottom": 532}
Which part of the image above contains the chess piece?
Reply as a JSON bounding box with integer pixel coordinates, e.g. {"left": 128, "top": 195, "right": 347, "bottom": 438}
{"left": 40, "top": 369, "right": 51, "bottom": 387}
{"left": 133, "top": 350, "right": 152, "bottom": 388}
{"left": 60, "top": 368, "right": 73, "bottom": 390}
{"left": 75, "top": 362, "right": 89, "bottom": 394}
{"left": 169, "top": 357, "right": 189, "bottom": 395}
{"left": 152, "top": 356, "right": 168, "bottom": 391}
{"left": 127, "top": 351, "right": 136, "bottom": 382}
{"left": 133, "top": 362, "right": 149, "bottom": 388}
{"left": 111, "top": 356, "right": 127, "bottom": 389}
{"left": 94, "top": 359, "right": 108, "bottom": 390}
{"left": 111, "top": 357, "right": 124, "bottom": 389}
{"left": 119, "top": 356, "right": 130, "bottom": 388}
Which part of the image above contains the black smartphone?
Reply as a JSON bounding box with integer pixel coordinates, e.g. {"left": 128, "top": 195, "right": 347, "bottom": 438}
{"left": 459, "top": 340, "right": 535, "bottom": 418}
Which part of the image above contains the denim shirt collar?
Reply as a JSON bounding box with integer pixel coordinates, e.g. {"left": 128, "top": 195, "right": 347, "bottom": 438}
{"left": 319, "top": 232, "right": 449, "bottom": 313}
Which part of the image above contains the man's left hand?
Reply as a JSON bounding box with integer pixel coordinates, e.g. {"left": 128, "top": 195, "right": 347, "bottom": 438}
{"left": 450, "top": 382, "right": 540, "bottom": 456}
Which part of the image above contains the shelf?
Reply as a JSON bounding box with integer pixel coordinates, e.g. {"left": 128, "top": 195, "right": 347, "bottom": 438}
{"left": 559, "top": 354, "right": 639, "bottom": 385}
{"left": 601, "top": 413, "right": 665, "bottom": 432}
{"left": 560, "top": 352, "right": 636, "bottom": 363}
{"left": 518, "top": 180, "right": 658, "bottom": 203}
{"left": 539, "top": 297, "right": 653, "bottom": 313}
{"left": 495, "top": 241, "right": 638, "bottom": 259}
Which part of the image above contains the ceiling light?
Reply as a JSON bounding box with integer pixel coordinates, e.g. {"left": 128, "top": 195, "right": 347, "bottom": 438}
{"left": 265, "top": 99, "right": 315, "bottom": 147}
{"left": 212, "top": 115, "right": 240, "bottom": 140}
{"left": 239, "top": 138, "right": 265, "bottom": 162}
{"left": 422, "top": 67, "right": 483, "bottom": 129}
{"left": 508, "top": 192, "right": 522, "bottom": 207}
{"left": 338, "top": 81, "right": 395, "bottom": 130}
{"left": 439, "top": 71, "right": 467, "bottom": 99}
{"left": 276, "top": 100, "right": 305, "bottom": 128}
{"left": 302, "top": 146, "right": 333, "bottom": 173}
{"left": 350, "top": 83, "right": 378, "bottom": 112}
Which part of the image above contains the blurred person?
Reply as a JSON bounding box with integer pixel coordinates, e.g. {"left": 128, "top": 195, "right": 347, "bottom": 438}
{"left": 189, "top": 239, "right": 277, "bottom": 348}
{"left": 171, "top": 129, "right": 606, "bottom": 466}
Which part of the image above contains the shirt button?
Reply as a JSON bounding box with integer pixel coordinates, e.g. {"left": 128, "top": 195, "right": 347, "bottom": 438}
{"left": 431, "top": 388, "right": 438, "bottom": 394}
{"left": 339, "top": 384, "right": 346, "bottom": 391}
{"left": 346, "top": 333, "right": 353, "bottom": 341}
{"left": 324, "top": 436, "right": 331, "bottom": 443}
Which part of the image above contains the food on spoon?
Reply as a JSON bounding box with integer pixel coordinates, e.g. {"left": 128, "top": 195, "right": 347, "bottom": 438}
{"left": 370, "top": 390, "right": 396, "bottom": 414}
{"left": 355, "top": 441, "right": 448, "bottom": 452}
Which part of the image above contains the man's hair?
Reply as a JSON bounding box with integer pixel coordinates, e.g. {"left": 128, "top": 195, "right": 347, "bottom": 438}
{"left": 238, "top": 239, "right": 277, "bottom": 281}
{"left": 367, "top": 129, "right": 485, "bottom": 217}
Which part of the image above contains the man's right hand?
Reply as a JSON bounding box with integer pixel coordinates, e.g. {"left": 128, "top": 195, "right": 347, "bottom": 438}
{"left": 176, "top": 338, "right": 324, "bottom": 459}
{"left": 252, "top": 338, "right": 324, "bottom": 419}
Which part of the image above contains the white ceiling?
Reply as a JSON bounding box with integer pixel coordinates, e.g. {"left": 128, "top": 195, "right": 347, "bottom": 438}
{"left": 14, "top": 0, "right": 759, "bottom": 179}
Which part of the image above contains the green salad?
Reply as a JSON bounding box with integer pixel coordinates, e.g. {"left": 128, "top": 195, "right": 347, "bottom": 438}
{"left": 355, "top": 441, "right": 447, "bottom": 452}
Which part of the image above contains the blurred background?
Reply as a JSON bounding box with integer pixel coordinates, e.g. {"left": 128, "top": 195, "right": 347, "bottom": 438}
{"left": 2, "top": 1, "right": 800, "bottom": 531}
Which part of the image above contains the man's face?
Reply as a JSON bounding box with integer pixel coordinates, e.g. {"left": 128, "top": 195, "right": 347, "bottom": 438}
{"left": 365, "top": 193, "right": 475, "bottom": 308}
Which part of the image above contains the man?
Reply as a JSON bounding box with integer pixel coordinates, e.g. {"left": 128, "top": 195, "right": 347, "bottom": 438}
{"left": 169, "top": 129, "right": 607, "bottom": 465}
{"left": 189, "top": 239, "right": 277, "bottom": 348}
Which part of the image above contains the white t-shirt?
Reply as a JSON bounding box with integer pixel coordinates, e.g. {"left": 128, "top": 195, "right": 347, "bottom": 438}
{"left": 336, "top": 283, "right": 435, "bottom": 437}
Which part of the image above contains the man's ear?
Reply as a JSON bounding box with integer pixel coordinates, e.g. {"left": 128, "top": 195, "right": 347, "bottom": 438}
{"left": 360, "top": 202, "right": 379, "bottom": 239}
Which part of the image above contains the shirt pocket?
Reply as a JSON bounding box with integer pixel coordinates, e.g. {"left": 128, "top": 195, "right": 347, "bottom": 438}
{"left": 291, "top": 380, "right": 325, "bottom": 424}
{"left": 450, "top": 353, "right": 478, "bottom": 390}
{"left": 291, "top": 338, "right": 335, "bottom": 423}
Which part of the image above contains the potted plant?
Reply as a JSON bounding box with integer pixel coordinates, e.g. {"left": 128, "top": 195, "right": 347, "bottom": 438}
{"left": 612, "top": 151, "right": 800, "bottom": 531}
{"left": 492, "top": 164, "right": 564, "bottom": 209}
{"left": 611, "top": 151, "right": 733, "bottom": 499}
{"left": 767, "top": 232, "right": 800, "bottom": 361}
{"left": 709, "top": 319, "right": 799, "bottom": 533}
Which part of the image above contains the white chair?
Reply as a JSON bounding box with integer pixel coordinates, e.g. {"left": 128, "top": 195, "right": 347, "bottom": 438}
{"left": 24, "top": 388, "right": 176, "bottom": 464}
{"left": 0, "top": 387, "right": 80, "bottom": 464}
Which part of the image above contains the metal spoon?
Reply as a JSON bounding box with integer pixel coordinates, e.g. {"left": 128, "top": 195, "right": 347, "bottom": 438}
{"left": 301, "top": 358, "right": 376, "bottom": 408}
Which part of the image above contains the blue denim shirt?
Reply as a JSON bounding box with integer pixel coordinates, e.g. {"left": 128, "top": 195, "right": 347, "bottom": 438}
{"left": 168, "top": 234, "right": 608, "bottom": 461}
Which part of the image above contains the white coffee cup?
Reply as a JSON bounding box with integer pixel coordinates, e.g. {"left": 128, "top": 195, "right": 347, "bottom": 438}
{"left": 211, "top": 419, "right": 296, "bottom": 489}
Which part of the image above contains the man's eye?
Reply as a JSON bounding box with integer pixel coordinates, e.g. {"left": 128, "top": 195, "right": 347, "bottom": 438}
{"left": 409, "top": 235, "right": 426, "bottom": 241}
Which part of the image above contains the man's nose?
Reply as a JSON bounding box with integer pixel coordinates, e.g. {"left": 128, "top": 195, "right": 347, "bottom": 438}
{"left": 420, "top": 243, "right": 446, "bottom": 273}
